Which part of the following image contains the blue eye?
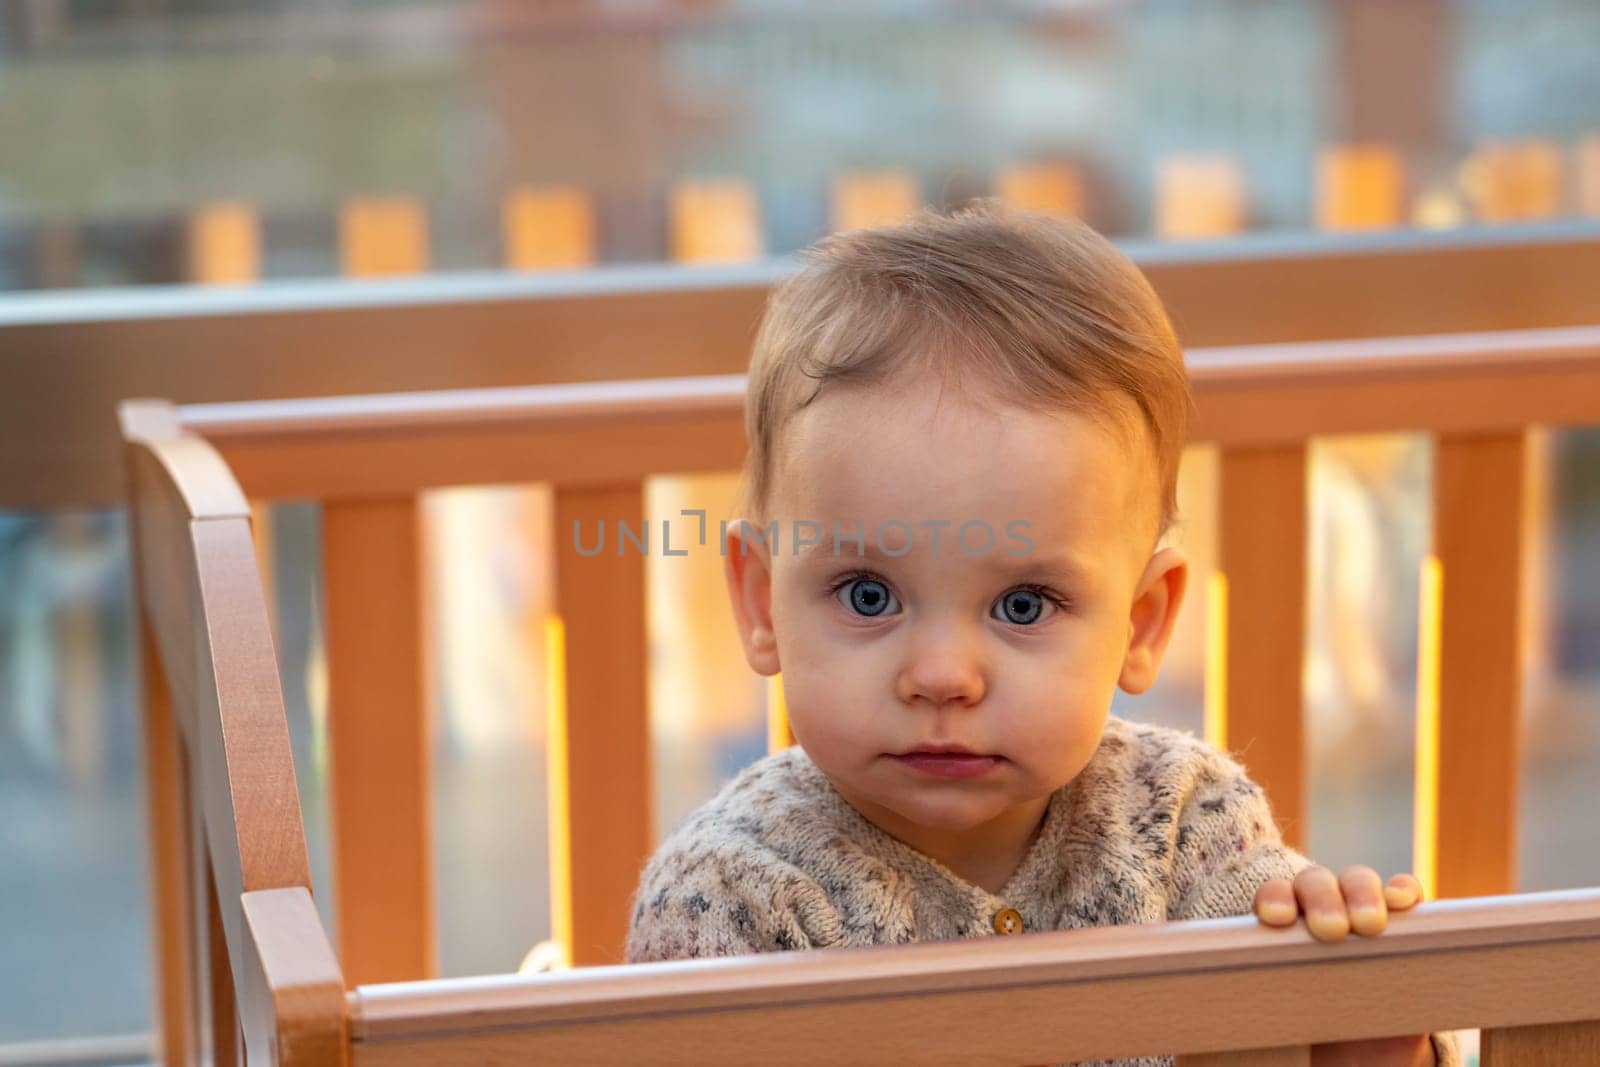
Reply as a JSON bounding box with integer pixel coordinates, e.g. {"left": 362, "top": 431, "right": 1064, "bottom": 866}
{"left": 835, "top": 577, "right": 898, "bottom": 617}
{"left": 993, "top": 586, "right": 1065, "bottom": 626}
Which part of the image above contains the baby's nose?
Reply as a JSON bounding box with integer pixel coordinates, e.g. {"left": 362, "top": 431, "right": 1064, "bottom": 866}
{"left": 895, "top": 628, "right": 986, "bottom": 708}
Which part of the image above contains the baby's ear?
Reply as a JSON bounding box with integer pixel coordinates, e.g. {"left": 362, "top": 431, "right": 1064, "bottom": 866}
{"left": 1117, "top": 546, "right": 1188, "bottom": 694}
{"left": 723, "top": 518, "right": 781, "bottom": 676}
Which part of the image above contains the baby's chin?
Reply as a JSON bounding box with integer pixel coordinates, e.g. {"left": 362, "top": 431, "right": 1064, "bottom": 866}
{"left": 874, "top": 786, "right": 1036, "bottom": 835}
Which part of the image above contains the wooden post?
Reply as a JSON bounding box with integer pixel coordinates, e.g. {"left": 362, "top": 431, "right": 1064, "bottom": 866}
{"left": 550, "top": 485, "right": 653, "bottom": 965}
{"left": 320, "top": 498, "right": 435, "bottom": 983}
{"left": 319, "top": 197, "right": 436, "bottom": 984}
{"left": 1426, "top": 433, "right": 1525, "bottom": 898}
{"left": 1214, "top": 445, "right": 1308, "bottom": 848}
{"left": 141, "top": 617, "right": 195, "bottom": 1067}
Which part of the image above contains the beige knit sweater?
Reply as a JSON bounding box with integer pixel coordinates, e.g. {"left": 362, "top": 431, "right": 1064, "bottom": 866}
{"left": 626, "top": 715, "right": 1460, "bottom": 1067}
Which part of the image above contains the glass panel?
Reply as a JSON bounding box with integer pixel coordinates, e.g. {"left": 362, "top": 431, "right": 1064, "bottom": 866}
{"left": 0, "top": 512, "right": 148, "bottom": 1043}
{"left": 1303, "top": 434, "right": 1431, "bottom": 880}
{"left": 1518, "top": 426, "right": 1600, "bottom": 892}
{"left": 422, "top": 487, "right": 553, "bottom": 977}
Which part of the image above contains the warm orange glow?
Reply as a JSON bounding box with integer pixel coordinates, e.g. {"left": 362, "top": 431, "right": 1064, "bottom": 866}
{"left": 340, "top": 196, "right": 429, "bottom": 277}
{"left": 544, "top": 613, "right": 574, "bottom": 968}
{"left": 1204, "top": 571, "right": 1229, "bottom": 750}
{"left": 1415, "top": 555, "right": 1443, "bottom": 901}
{"left": 1315, "top": 145, "right": 1403, "bottom": 232}
{"left": 189, "top": 201, "right": 261, "bottom": 284}
{"left": 503, "top": 186, "right": 596, "bottom": 271}
{"left": 669, "top": 179, "right": 764, "bottom": 264}
{"left": 767, "top": 674, "right": 794, "bottom": 754}
{"left": 831, "top": 170, "right": 921, "bottom": 233}
{"left": 995, "top": 162, "right": 1084, "bottom": 218}
{"left": 1155, "top": 155, "right": 1246, "bottom": 240}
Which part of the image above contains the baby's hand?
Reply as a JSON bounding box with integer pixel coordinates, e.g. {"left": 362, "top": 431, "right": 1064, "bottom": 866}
{"left": 1252, "top": 864, "right": 1423, "bottom": 941}
{"left": 1256, "top": 868, "right": 1436, "bottom": 1064}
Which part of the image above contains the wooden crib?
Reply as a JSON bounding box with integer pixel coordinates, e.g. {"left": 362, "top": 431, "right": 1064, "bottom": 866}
{"left": 122, "top": 323, "right": 1600, "bottom": 1065}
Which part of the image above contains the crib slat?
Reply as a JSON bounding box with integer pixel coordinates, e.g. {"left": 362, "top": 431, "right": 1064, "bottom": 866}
{"left": 141, "top": 618, "right": 195, "bottom": 1067}
{"left": 1215, "top": 444, "right": 1308, "bottom": 848}
{"left": 187, "top": 743, "right": 236, "bottom": 1067}
{"left": 1179, "top": 1047, "right": 1310, "bottom": 1067}
{"left": 249, "top": 501, "right": 276, "bottom": 631}
{"left": 322, "top": 497, "right": 436, "bottom": 983}
{"left": 1429, "top": 433, "right": 1525, "bottom": 898}
{"left": 551, "top": 484, "right": 654, "bottom": 965}
{"left": 205, "top": 859, "right": 242, "bottom": 1067}
{"left": 1482, "top": 1020, "right": 1600, "bottom": 1064}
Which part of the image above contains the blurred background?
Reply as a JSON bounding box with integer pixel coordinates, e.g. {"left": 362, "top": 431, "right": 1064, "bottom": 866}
{"left": 2, "top": 0, "right": 1599, "bottom": 1063}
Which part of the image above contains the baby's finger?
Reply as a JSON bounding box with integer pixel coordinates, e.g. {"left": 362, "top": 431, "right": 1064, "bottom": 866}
{"left": 1253, "top": 878, "right": 1297, "bottom": 926}
{"left": 1293, "top": 865, "right": 1349, "bottom": 942}
{"left": 1338, "top": 865, "right": 1387, "bottom": 936}
{"left": 1383, "top": 872, "right": 1424, "bottom": 911}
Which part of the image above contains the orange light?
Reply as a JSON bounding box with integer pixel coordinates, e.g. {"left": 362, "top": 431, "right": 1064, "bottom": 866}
{"left": 767, "top": 674, "right": 795, "bottom": 754}
{"left": 1204, "top": 571, "right": 1229, "bottom": 750}
{"left": 544, "top": 613, "right": 574, "bottom": 968}
{"left": 1414, "top": 555, "right": 1443, "bottom": 901}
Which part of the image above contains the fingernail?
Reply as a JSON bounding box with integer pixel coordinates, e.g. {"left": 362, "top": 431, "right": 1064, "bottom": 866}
{"left": 1351, "top": 905, "right": 1384, "bottom": 930}
{"left": 1259, "top": 901, "right": 1296, "bottom": 924}
{"left": 1308, "top": 911, "right": 1350, "bottom": 940}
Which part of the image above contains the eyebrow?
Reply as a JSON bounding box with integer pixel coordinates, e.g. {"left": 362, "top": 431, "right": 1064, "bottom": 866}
{"left": 792, "top": 533, "right": 1093, "bottom": 586}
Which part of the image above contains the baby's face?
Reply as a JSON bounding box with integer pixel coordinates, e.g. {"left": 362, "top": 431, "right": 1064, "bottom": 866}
{"left": 727, "top": 374, "right": 1186, "bottom": 839}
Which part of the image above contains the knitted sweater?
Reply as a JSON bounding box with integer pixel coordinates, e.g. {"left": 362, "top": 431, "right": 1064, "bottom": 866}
{"left": 626, "top": 715, "right": 1460, "bottom": 1067}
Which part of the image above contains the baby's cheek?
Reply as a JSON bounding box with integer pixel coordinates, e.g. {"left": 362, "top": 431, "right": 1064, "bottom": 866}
{"left": 1007, "top": 701, "right": 1107, "bottom": 787}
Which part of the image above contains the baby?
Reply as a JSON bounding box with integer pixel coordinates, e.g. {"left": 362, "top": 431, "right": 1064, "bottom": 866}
{"left": 625, "top": 202, "right": 1456, "bottom": 1067}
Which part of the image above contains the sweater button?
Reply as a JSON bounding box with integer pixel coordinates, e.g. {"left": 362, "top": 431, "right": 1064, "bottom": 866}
{"left": 992, "top": 907, "right": 1023, "bottom": 935}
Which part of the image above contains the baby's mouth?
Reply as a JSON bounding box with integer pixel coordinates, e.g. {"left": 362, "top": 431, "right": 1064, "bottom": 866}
{"left": 889, "top": 749, "right": 1003, "bottom": 779}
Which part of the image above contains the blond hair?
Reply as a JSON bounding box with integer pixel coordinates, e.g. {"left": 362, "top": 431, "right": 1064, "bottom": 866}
{"left": 736, "top": 199, "right": 1191, "bottom": 543}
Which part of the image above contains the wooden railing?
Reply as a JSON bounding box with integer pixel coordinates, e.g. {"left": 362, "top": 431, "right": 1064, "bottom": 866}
{"left": 124, "top": 391, "right": 1600, "bottom": 1065}
{"left": 10, "top": 195, "right": 1600, "bottom": 510}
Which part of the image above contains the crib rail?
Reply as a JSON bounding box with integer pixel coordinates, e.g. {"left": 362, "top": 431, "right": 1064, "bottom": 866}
{"left": 334, "top": 887, "right": 1600, "bottom": 1065}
